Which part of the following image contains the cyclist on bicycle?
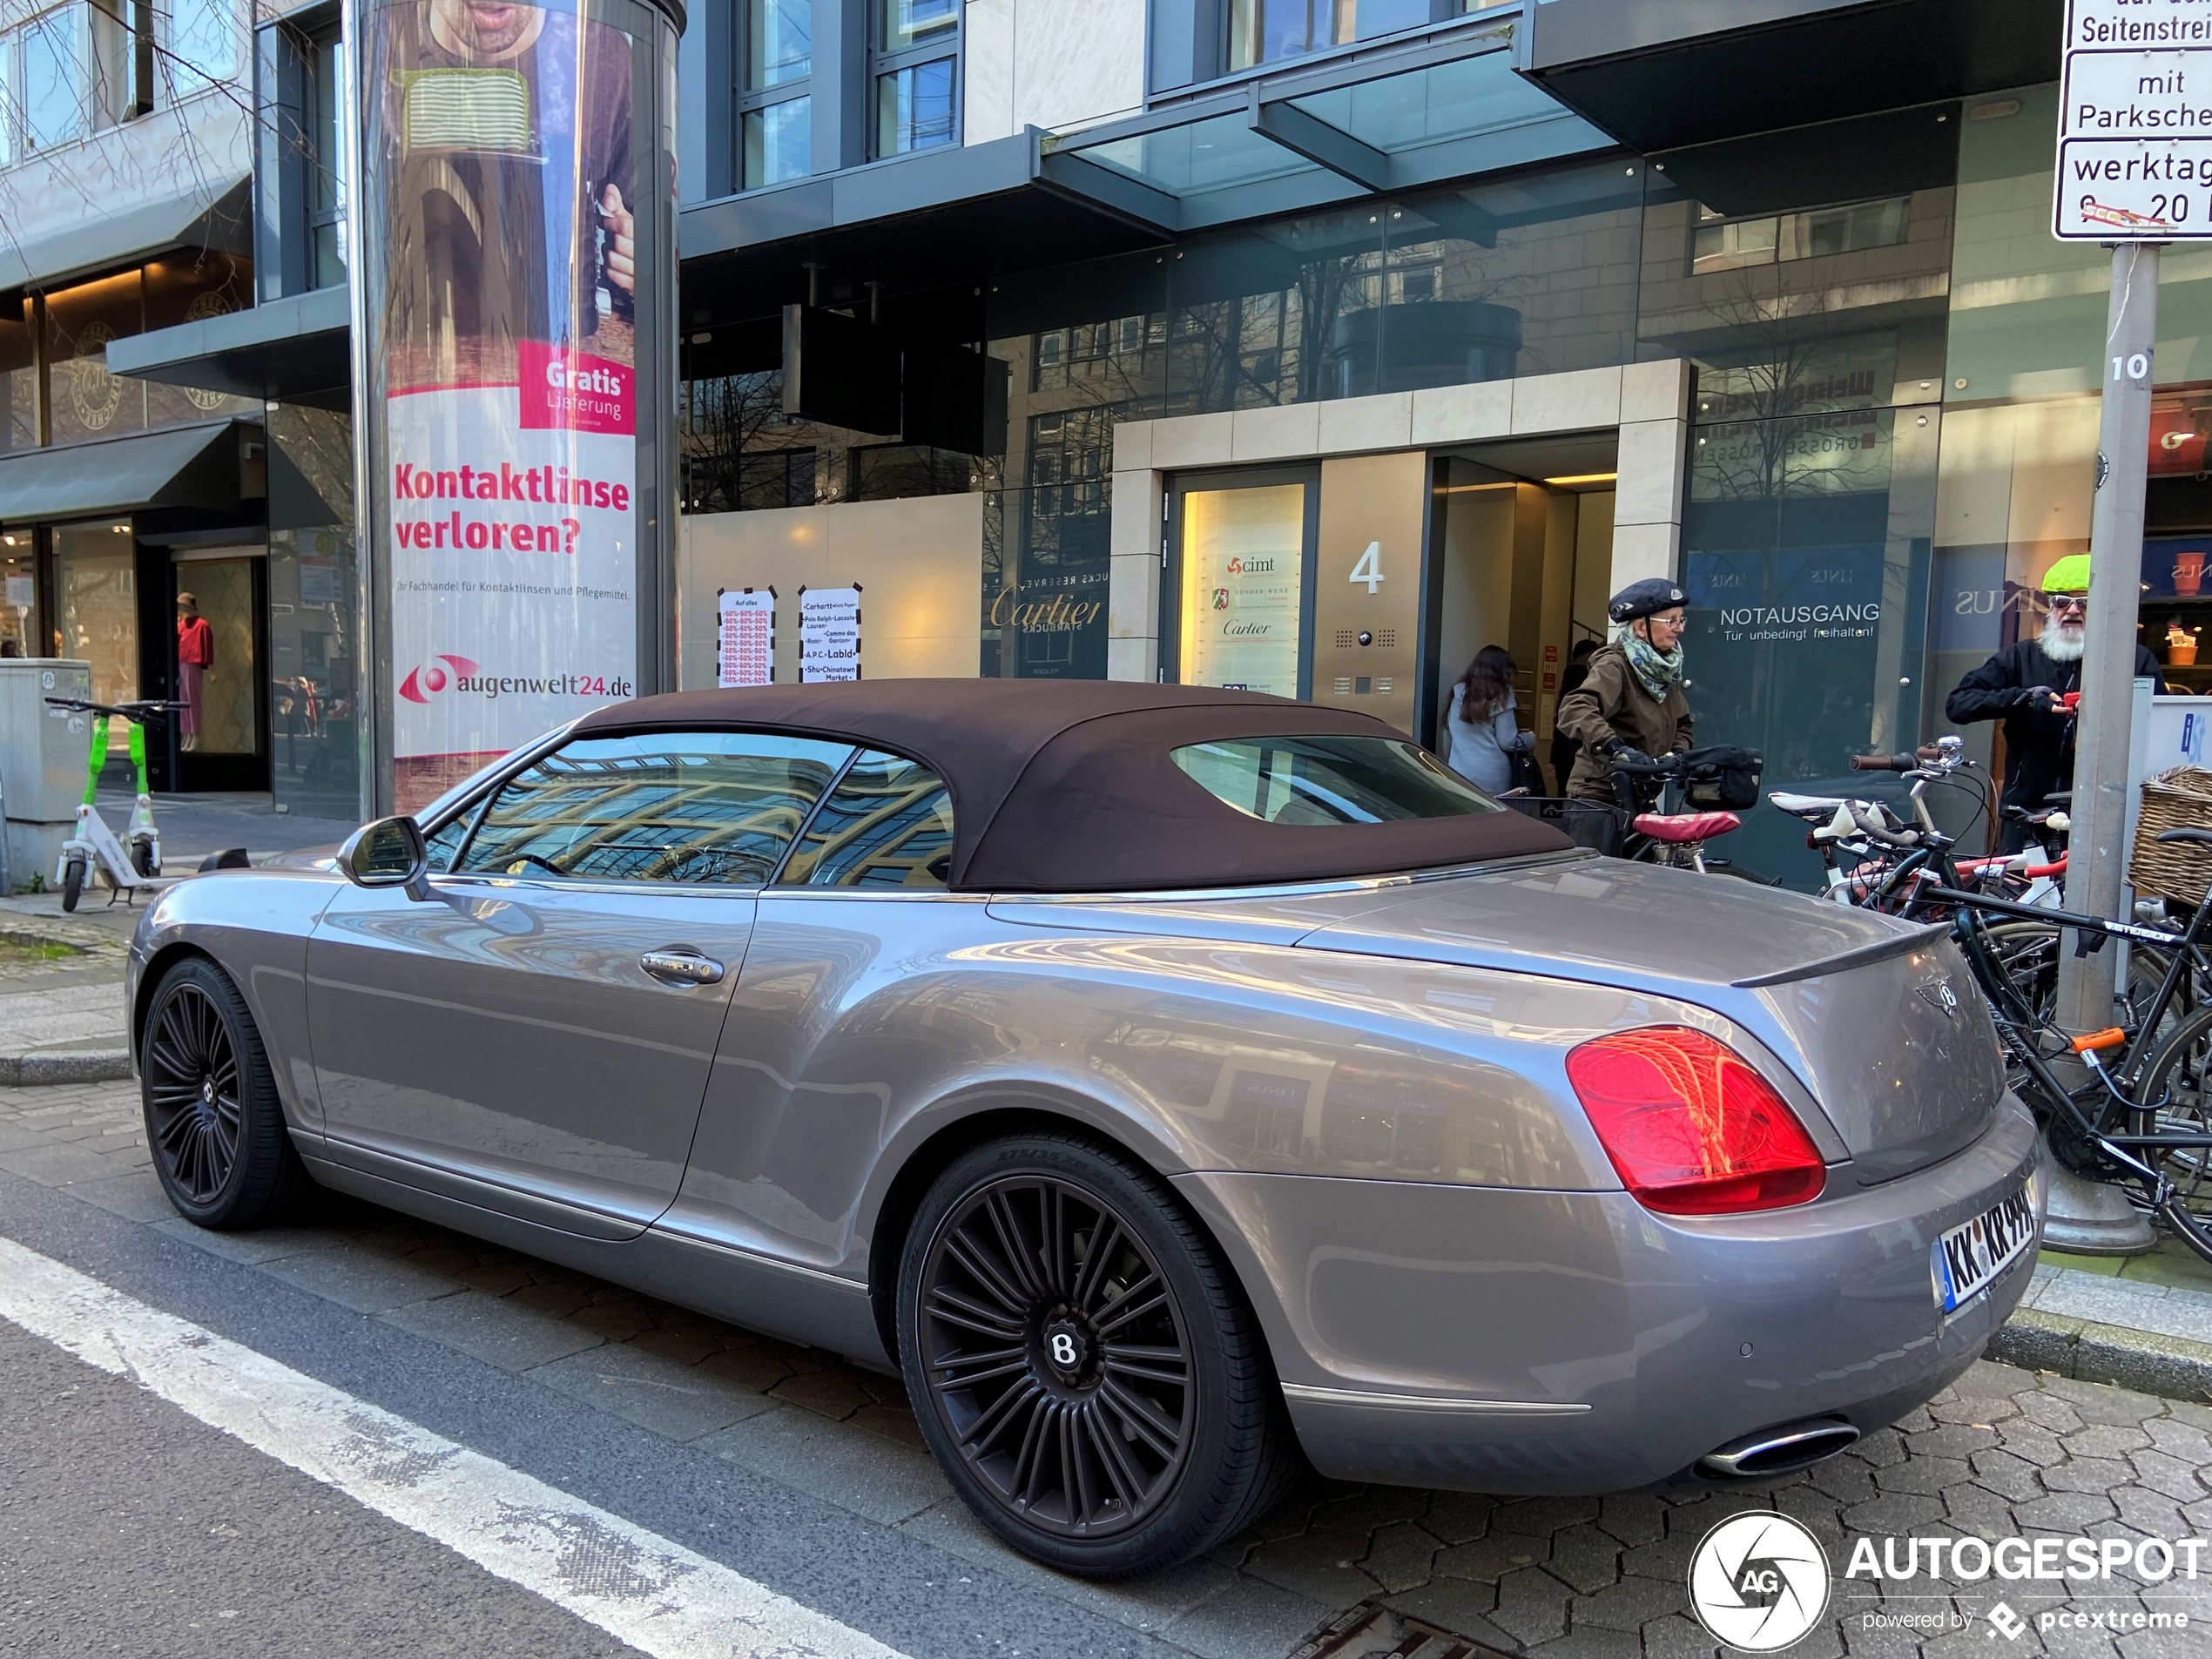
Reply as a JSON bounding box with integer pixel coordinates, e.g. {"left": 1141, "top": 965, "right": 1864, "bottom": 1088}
{"left": 1557, "top": 577, "right": 1694, "bottom": 805}
{"left": 1945, "top": 554, "right": 2162, "bottom": 851}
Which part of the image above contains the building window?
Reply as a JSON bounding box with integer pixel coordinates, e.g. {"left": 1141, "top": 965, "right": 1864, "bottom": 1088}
{"left": 0, "top": 0, "right": 231, "bottom": 161}
{"left": 873, "top": 0, "right": 955, "bottom": 158}
{"left": 1224, "top": 0, "right": 1481, "bottom": 74}
{"left": 1690, "top": 197, "right": 1912, "bottom": 275}
{"left": 305, "top": 30, "right": 346, "bottom": 287}
{"left": 17, "top": 7, "right": 89, "bottom": 152}
{"left": 165, "top": 0, "right": 239, "bottom": 99}
{"left": 738, "top": 0, "right": 808, "bottom": 187}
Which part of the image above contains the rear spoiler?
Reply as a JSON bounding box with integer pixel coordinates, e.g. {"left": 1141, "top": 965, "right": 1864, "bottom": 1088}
{"left": 1731, "top": 922, "right": 1949, "bottom": 988}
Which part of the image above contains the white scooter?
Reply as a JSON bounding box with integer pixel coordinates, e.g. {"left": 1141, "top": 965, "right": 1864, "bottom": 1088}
{"left": 44, "top": 696, "right": 183, "bottom": 911}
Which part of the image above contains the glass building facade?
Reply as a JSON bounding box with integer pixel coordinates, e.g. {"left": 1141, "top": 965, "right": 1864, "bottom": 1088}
{"left": 653, "top": 71, "right": 2206, "bottom": 886}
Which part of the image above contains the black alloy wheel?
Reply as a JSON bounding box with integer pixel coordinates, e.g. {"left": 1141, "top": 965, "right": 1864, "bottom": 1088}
{"left": 899, "top": 1134, "right": 1297, "bottom": 1575}
{"left": 140, "top": 959, "right": 306, "bottom": 1229}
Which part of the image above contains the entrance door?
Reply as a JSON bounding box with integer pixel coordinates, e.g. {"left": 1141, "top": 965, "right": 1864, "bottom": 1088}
{"left": 172, "top": 552, "right": 268, "bottom": 791}
{"left": 1166, "top": 468, "right": 1318, "bottom": 698}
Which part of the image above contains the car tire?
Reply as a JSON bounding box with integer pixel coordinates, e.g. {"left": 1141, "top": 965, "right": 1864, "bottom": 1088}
{"left": 140, "top": 958, "right": 308, "bottom": 1230}
{"left": 60, "top": 857, "right": 84, "bottom": 912}
{"left": 897, "top": 1131, "right": 1299, "bottom": 1577}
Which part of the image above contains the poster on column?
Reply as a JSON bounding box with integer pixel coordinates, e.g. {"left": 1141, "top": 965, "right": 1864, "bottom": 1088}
{"left": 373, "top": 0, "right": 644, "bottom": 808}
{"left": 717, "top": 589, "right": 774, "bottom": 687}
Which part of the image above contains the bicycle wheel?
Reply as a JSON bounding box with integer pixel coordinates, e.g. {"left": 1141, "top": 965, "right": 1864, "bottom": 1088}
{"left": 2129, "top": 1004, "right": 2212, "bottom": 1263}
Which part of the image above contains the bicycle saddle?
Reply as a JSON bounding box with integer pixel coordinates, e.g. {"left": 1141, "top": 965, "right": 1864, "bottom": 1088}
{"left": 1769, "top": 792, "right": 1845, "bottom": 820}
{"left": 1634, "top": 811, "right": 1742, "bottom": 844}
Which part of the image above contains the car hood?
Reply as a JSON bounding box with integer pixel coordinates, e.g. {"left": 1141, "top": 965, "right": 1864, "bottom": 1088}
{"left": 1289, "top": 857, "right": 2002, "bottom": 1184}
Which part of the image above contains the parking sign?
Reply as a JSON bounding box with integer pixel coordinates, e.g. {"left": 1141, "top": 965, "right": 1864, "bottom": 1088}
{"left": 2056, "top": 0, "right": 2212, "bottom": 238}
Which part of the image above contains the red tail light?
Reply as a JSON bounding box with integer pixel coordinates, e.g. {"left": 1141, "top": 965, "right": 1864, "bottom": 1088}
{"left": 1564, "top": 1027, "right": 1826, "bottom": 1215}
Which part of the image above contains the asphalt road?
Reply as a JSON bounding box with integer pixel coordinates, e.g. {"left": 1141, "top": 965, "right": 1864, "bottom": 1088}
{"left": 7, "top": 1079, "right": 2212, "bottom": 1659}
{"left": 0, "top": 1318, "right": 635, "bottom": 1659}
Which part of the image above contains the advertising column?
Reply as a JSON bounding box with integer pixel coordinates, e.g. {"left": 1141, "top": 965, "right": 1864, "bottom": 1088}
{"left": 349, "top": 0, "right": 680, "bottom": 812}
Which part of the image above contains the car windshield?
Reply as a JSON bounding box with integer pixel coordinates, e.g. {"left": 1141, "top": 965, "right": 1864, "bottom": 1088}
{"left": 1171, "top": 736, "right": 1501, "bottom": 826}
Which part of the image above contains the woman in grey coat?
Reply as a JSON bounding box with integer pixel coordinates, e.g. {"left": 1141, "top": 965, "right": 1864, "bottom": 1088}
{"left": 1440, "top": 644, "right": 1534, "bottom": 794}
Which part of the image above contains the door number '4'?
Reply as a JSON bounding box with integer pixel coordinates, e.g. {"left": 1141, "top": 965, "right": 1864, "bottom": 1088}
{"left": 1349, "top": 542, "right": 1384, "bottom": 594}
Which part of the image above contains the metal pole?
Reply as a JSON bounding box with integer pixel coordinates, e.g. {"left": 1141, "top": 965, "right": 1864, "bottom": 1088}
{"left": 2049, "top": 240, "right": 2160, "bottom": 1255}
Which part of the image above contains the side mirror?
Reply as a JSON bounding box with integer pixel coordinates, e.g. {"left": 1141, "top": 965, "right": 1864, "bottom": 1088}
{"left": 339, "top": 815, "right": 431, "bottom": 900}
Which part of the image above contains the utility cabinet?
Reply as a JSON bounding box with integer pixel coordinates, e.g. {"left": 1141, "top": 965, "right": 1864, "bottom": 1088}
{"left": 0, "top": 660, "right": 94, "bottom": 894}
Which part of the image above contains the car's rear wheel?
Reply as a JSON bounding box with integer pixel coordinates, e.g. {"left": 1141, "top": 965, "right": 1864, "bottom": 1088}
{"left": 897, "top": 1132, "right": 1298, "bottom": 1576}
{"left": 141, "top": 958, "right": 306, "bottom": 1229}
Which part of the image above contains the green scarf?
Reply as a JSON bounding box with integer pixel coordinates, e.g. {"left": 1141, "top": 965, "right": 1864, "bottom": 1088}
{"left": 1622, "top": 631, "right": 1683, "bottom": 701}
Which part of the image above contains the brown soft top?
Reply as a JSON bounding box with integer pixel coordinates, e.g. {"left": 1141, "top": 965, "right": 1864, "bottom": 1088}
{"left": 576, "top": 680, "right": 1571, "bottom": 892}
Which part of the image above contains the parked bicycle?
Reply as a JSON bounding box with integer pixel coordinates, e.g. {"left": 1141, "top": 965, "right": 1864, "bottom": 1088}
{"left": 1771, "top": 737, "right": 2067, "bottom": 915}
{"left": 1605, "top": 745, "right": 1769, "bottom": 878}
{"left": 1915, "top": 831, "right": 2212, "bottom": 1263}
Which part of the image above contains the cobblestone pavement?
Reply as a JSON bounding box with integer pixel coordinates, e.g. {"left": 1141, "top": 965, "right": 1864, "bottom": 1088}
{"left": 6, "top": 1079, "right": 2212, "bottom": 1659}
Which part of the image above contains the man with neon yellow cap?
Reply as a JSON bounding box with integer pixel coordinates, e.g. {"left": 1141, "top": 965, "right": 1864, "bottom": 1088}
{"left": 1946, "top": 554, "right": 2161, "bottom": 851}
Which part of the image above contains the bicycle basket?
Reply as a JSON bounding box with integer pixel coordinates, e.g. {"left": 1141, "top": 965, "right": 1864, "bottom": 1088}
{"left": 1679, "top": 745, "right": 1764, "bottom": 812}
{"left": 1503, "top": 795, "right": 1625, "bottom": 856}
{"left": 2134, "top": 765, "right": 2212, "bottom": 904}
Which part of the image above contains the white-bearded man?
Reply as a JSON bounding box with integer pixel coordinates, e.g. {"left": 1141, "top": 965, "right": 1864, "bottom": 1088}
{"left": 1945, "top": 554, "right": 2162, "bottom": 852}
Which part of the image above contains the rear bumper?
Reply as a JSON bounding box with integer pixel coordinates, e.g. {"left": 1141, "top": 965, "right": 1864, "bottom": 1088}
{"left": 1175, "top": 1090, "right": 2041, "bottom": 1493}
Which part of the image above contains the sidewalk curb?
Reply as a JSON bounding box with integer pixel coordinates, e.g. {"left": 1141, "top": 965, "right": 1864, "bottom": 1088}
{"left": 1993, "top": 1306, "right": 2212, "bottom": 1403}
{"left": 0, "top": 1050, "right": 133, "bottom": 1086}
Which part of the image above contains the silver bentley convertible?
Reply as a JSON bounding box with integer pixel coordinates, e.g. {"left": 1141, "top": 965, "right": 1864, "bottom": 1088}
{"left": 125, "top": 681, "right": 2041, "bottom": 1575}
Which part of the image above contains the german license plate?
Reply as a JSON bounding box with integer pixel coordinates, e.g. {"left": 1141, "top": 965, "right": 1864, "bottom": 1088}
{"left": 1931, "top": 1182, "right": 2038, "bottom": 1316}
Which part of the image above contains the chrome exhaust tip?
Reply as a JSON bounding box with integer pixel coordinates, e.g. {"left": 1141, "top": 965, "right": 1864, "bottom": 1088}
{"left": 1697, "top": 1418, "right": 1860, "bottom": 1480}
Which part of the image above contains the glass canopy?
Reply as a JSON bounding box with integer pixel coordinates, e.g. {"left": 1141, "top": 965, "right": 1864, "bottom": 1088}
{"left": 1286, "top": 44, "right": 1570, "bottom": 154}
{"left": 1076, "top": 111, "right": 1314, "bottom": 199}
{"left": 1049, "top": 32, "right": 1608, "bottom": 226}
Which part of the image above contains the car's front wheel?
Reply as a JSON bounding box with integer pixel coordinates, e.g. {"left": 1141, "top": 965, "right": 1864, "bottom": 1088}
{"left": 140, "top": 958, "right": 307, "bottom": 1229}
{"left": 897, "top": 1132, "right": 1297, "bottom": 1576}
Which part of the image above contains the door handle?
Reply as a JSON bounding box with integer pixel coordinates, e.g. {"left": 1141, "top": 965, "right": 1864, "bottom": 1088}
{"left": 640, "top": 950, "right": 725, "bottom": 987}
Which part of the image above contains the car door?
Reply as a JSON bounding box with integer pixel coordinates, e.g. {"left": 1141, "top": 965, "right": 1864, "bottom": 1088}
{"left": 306, "top": 728, "right": 854, "bottom": 1235}
{"left": 659, "top": 748, "right": 965, "bottom": 1263}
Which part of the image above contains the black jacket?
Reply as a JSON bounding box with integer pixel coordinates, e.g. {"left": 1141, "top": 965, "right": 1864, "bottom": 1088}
{"left": 1945, "top": 637, "right": 2163, "bottom": 829}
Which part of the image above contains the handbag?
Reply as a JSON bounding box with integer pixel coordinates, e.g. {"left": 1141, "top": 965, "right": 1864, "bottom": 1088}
{"left": 1507, "top": 749, "right": 1547, "bottom": 797}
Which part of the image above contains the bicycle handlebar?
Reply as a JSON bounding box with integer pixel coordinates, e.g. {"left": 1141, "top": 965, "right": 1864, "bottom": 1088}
{"left": 43, "top": 696, "right": 186, "bottom": 720}
{"left": 1851, "top": 744, "right": 1946, "bottom": 773}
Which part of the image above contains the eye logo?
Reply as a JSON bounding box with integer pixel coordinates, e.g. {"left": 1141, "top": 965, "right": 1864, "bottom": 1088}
{"left": 399, "top": 653, "right": 481, "bottom": 704}
{"left": 1687, "top": 1512, "right": 1831, "bottom": 1651}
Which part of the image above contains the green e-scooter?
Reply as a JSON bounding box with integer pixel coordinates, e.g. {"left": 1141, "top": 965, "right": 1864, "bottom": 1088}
{"left": 44, "top": 697, "right": 184, "bottom": 911}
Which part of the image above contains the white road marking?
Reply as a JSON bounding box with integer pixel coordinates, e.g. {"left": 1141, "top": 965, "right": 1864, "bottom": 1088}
{"left": 0, "top": 1235, "right": 908, "bottom": 1659}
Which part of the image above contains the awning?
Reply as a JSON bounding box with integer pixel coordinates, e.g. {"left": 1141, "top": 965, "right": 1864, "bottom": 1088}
{"left": 107, "top": 285, "right": 350, "bottom": 408}
{"left": 1048, "top": 24, "right": 1607, "bottom": 230}
{"left": 678, "top": 129, "right": 1172, "bottom": 329}
{"left": 0, "top": 178, "right": 252, "bottom": 293}
{"left": 1522, "top": 0, "right": 2060, "bottom": 153}
{"left": 677, "top": 22, "right": 1608, "bottom": 329}
{"left": 0, "top": 420, "right": 243, "bottom": 525}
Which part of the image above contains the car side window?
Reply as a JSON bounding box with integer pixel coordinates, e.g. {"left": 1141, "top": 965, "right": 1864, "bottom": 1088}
{"left": 455, "top": 731, "right": 855, "bottom": 886}
{"left": 420, "top": 810, "right": 475, "bottom": 873}
{"left": 778, "top": 749, "right": 954, "bottom": 889}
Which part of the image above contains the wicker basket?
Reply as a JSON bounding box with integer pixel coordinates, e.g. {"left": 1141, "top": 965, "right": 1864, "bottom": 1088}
{"left": 2133, "top": 765, "right": 2212, "bottom": 903}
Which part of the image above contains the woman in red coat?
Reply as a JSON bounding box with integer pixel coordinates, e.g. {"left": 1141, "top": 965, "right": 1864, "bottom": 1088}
{"left": 176, "top": 592, "right": 213, "bottom": 752}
